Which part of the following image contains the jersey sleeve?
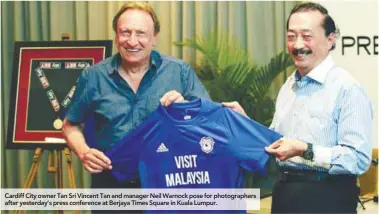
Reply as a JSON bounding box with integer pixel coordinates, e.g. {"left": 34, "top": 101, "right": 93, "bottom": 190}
{"left": 221, "top": 108, "right": 282, "bottom": 175}
{"left": 105, "top": 112, "right": 160, "bottom": 182}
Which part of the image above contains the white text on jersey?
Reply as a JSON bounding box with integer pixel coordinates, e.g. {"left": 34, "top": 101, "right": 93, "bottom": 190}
{"left": 165, "top": 171, "right": 210, "bottom": 187}
{"left": 165, "top": 155, "right": 210, "bottom": 187}
{"left": 174, "top": 155, "right": 198, "bottom": 169}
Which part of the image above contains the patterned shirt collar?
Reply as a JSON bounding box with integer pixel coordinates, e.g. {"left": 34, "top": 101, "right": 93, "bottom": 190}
{"left": 290, "top": 54, "right": 334, "bottom": 84}
{"left": 107, "top": 50, "right": 162, "bottom": 75}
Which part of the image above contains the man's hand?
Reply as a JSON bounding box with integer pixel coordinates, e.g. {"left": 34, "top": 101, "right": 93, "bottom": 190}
{"left": 265, "top": 138, "right": 308, "bottom": 161}
{"left": 221, "top": 101, "right": 248, "bottom": 117}
{"left": 160, "top": 90, "right": 185, "bottom": 107}
{"left": 80, "top": 148, "right": 112, "bottom": 174}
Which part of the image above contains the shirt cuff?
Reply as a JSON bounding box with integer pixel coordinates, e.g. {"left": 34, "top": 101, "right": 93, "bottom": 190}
{"left": 313, "top": 145, "right": 332, "bottom": 169}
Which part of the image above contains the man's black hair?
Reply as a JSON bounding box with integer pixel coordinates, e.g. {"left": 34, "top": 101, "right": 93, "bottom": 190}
{"left": 287, "top": 2, "right": 338, "bottom": 50}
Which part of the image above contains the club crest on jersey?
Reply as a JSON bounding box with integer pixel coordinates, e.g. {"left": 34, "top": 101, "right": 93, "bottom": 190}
{"left": 199, "top": 137, "right": 214, "bottom": 153}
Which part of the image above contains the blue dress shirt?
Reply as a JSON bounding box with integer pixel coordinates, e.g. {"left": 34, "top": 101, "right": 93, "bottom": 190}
{"left": 65, "top": 50, "right": 210, "bottom": 149}
{"left": 270, "top": 55, "right": 373, "bottom": 175}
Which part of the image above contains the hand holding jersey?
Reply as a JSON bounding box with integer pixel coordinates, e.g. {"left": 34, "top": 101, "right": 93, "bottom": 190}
{"left": 160, "top": 90, "right": 186, "bottom": 107}
{"left": 266, "top": 138, "right": 307, "bottom": 161}
{"left": 65, "top": 90, "right": 187, "bottom": 174}
{"left": 80, "top": 148, "right": 113, "bottom": 173}
{"left": 106, "top": 98, "right": 282, "bottom": 188}
{"left": 265, "top": 138, "right": 308, "bottom": 161}
{"left": 221, "top": 101, "right": 248, "bottom": 117}
{"left": 62, "top": 120, "right": 112, "bottom": 174}
{"left": 221, "top": 101, "right": 308, "bottom": 160}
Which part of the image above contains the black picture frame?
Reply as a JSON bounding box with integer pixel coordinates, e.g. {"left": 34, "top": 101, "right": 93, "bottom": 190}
{"left": 6, "top": 40, "right": 112, "bottom": 149}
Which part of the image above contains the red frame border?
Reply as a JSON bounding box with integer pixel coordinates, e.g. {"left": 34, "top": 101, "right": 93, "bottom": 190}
{"left": 7, "top": 41, "right": 112, "bottom": 149}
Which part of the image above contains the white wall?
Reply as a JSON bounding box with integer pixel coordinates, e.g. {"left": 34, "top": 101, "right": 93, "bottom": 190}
{"left": 314, "top": 0, "right": 379, "bottom": 148}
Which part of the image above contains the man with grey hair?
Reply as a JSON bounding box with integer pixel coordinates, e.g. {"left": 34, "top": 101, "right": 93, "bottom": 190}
{"left": 63, "top": 2, "right": 209, "bottom": 190}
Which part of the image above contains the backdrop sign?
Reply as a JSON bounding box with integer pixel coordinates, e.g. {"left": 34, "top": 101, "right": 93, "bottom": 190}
{"left": 7, "top": 41, "right": 112, "bottom": 149}
{"left": 315, "top": 1, "right": 379, "bottom": 147}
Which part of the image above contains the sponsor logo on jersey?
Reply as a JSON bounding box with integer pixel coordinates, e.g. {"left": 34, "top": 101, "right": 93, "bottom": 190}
{"left": 199, "top": 137, "right": 214, "bottom": 153}
{"left": 156, "top": 143, "right": 169, "bottom": 153}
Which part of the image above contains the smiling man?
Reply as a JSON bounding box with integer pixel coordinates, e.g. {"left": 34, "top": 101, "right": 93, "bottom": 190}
{"left": 222, "top": 2, "right": 373, "bottom": 213}
{"left": 266, "top": 2, "right": 373, "bottom": 213}
{"left": 62, "top": 2, "right": 209, "bottom": 190}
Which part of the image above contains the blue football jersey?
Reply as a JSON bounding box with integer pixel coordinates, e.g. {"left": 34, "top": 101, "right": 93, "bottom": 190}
{"left": 106, "top": 98, "right": 282, "bottom": 189}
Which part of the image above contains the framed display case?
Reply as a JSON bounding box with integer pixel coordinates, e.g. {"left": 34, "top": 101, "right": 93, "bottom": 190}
{"left": 6, "top": 40, "right": 112, "bottom": 149}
